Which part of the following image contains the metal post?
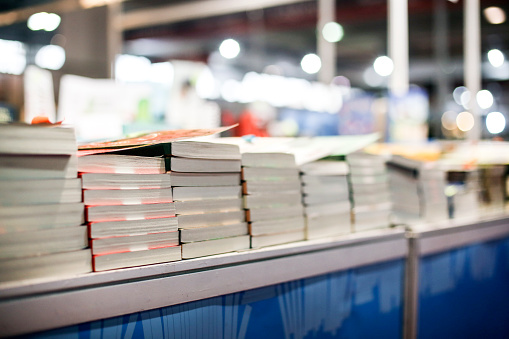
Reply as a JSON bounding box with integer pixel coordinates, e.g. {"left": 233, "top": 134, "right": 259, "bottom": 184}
{"left": 403, "top": 234, "right": 419, "bottom": 339}
{"left": 317, "top": 0, "right": 335, "bottom": 83}
{"left": 464, "top": 0, "right": 481, "bottom": 140}
{"left": 388, "top": 0, "right": 409, "bottom": 96}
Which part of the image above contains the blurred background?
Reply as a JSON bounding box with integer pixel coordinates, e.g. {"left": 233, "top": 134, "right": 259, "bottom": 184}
{"left": 0, "top": 0, "right": 508, "bottom": 142}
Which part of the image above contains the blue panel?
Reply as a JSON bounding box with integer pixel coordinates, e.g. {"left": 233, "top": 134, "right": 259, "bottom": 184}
{"left": 418, "top": 237, "right": 509, "bottom": 339}
{"left": 25, "top": 259, "right": 404, "bottom": 339}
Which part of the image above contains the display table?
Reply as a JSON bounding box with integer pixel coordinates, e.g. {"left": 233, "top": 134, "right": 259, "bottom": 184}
{"left": 404, "top": 214, "right": 509, "bottom": 339}
{"left": 0, "top": 228, "right": 407, "bottom": 338}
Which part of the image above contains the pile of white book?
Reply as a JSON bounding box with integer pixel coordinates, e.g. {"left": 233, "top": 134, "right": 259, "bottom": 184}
{"left": 347, "top": 152, "right": 392, "bottom": 231}
{"left": 168, "top": 141, "right": 250, "bottom": 259}
{"left": 0, "top": 124, "right": 91, "bottom": 283}
{"left": 446, "top": 169, "right": 480, "bottom": 219}
{"left": 387, "top": 155, "right": 448, "bottom": 223}
{"left": 78, "top": 152, "right": 180, "bottom": 271}
{"left": 241, "top": 152, "right": 306, "bottom": 248}
{"left": 479, "top": 165, "right": 507, "bottom": 213}
{"left": 300, "top": 159, "right": 351, "bottom": 239}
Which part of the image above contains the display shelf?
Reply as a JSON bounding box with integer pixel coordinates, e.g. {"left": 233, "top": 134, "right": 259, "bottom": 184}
{"left": 0, "top": 227, "right": 407, "bottom": 337}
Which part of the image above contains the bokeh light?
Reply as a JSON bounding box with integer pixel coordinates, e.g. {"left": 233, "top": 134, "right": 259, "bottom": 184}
{"left": 219, "top": 39, "right": 240, "bottom": 59}
{"left": 456, "top": 111, "right": 475, "bottom": 132}
{"left": 301, "top": 53, "right": 322, "bottom": 74}
{"left": 486, "top": 111, "right": 505, "bottom": 134}
{"left": 373, "top": 56, "right": 393, "bottom": 76}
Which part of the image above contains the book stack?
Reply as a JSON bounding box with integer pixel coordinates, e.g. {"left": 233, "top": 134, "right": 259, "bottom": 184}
{"left": 479, "top": 165, "right": 507, "bottom": 213}
{"left": 300, "top": 159, "right": 351, "bottom": 239}
{"left": 241, "top": 152, "right": 306, "bottom": 248}
{"left": 387, "top": 155, "right": 448, "bottom": 224}
{"left": 0, "top": 124, "right": 91, "bottom": 283}
{"left": 78, "top": 153, "right": 181, "bottom": 271}
{"left": 346, "top": 152, "right": 392, "bottom": 231}
{"left": 446, "top": 169, "right": 480, "bottom": 219}
{"left": 168, "top": 141, "right": 250, "bottom": 259}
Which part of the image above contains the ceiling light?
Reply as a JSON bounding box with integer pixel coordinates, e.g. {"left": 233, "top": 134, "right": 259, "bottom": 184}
{"left": 488, "top": 49, "right": 505, "bottom": 68}
{"left": 486, "top": 111, "right": 505, "bottom": 134}
{"left": 300, "top": 53, "right": 321, "bottom": 74}
{"left": 322, "top": 22, "right": 344, "bottom": 43}
{"left": 27, "top": 12, "right": 61, "bottom": 32}
{"left": 219, "top": 39, "right": 240, "bottom": 59}
{"left": 373, "top": 56, "right": 393, "bottom": 77}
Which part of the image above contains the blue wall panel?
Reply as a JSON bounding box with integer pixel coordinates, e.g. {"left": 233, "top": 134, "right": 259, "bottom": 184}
{"left": 418, "top": 237, "right": 509, "bottom": 339}
{"left": 25, "top": 259, "right": 404, "bottom": 339}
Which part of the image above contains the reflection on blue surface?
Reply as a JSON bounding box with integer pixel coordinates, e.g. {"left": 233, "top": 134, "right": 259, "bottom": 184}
{"left": 418, "top": 237, "right": 509, "bottom": 339}
{"left": 26, "top": 260, "right": 404, "bottom": 339}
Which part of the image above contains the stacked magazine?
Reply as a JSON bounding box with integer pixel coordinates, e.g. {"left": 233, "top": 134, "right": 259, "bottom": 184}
{"left": 241, "top": 152, "right": 306, "bottom": 248}
{"left": 479, "top": 165, "right": 507, "bottom": 213}
{"left": 0, "top": 124, "right": 91, "bottom": 283}
{"left": 387, "top": 155, "right": 448, "bottom": 224}
{"left": 346, "top": 152, "right": 392, "bottom": 231}
{"left": 300, "top": 159, "right": 351, "bottom": 239}
{"left": 446, "top": 169, "right": 480, "bottom": 219}
{"left": 78, "top": 153, "right": 180, "bottom": 271}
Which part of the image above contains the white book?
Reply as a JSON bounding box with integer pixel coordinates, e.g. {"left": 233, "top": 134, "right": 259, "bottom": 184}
{"left": 83, "top": 188, "right": 173, "bottom": 206}
{"left": 242, "top": 180, "right": 302, "bottom": 195}
{"left": 93, "top": 246, "right": 181, "bottom": 272}
{"left": 0, "top": 124, "right": 77, "bottom": 155}
{"left": 171, "top": 141, "right": 241, "bottom": 160}
{"left": 304, "top": 201, "right": 351, "bottom": 218}
{"left": 301, "top": 174, "right": 349, "bottom": 185}
{"left": 0, "top": 154, "right": 77, "bottom": 180}
{"left": 78, "top": 154, "right": 166, "bottom": 174}
{"left": 249, "top": 216, "right": 306, "bottom": 236}
{"left": 89, "top": 217, "right": 178, "bottom": 238}
{"left": 251, "top": 229, "right": 305, "bottom": 248}
{"left": 170, "top": 157, "right": 241, "bottom": 173}
{"left": 246, "top": 204, "right": 304, "bottom": 222}
{"left": 91, "top": 232, "right": 179, "bottom": 256}
{"left": 241, "top": 167, "right": 300, "bottom": 182}
{"left": 177, "top": 210, "right": 245, "bottom": 229}
{"left": 0, "top": 203, "right": 84, "bottom": 232}
{"left": 243, "top": 192, "right": 302, "bottom": 209}
{"left": 170, "top": 172, "right": 241, "bottom": 187}
{"left": 303, "top": 193, "right": 349, "bottom": 206}
{"left": 306, "top": 213, "right": 352, "bottom": 240}
{"left": 181, "top": 235, "right": 250, "bottom": 259}
{"left": 0, "top": 178, "right": 82, "bottom": 205}
{"left": 0, "top": 249, "right": 92, "bottom": 283}
{"left": 241, "top": 152, "right": 297, "bottom": 168}
{"left": 0, "top": 226, "right": 88, "bottom": 259}
{"left": 81, "top": 173, "right": 171, "bottom": 189}
{"left": 172, "top": 186, "right": 242, "bottom": 201}
{"left": 175, "top": 198, "right": 243, "bottom": 215}
{"left": 302, "top": 182, "right": 349, "bottom": 195}
{"left": 86, "top": 203, "right": 176, "bottom": 222}
{"left": 300, "top": 160, "right": 349, "bottom": 176}
{"left": 180, "top": 222, "right": 248, "bottom": 243}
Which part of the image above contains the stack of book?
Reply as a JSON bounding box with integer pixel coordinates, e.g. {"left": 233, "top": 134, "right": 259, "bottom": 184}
{"left": 0, "top": 124, "right": 91, "bottom": 283}
{"left": 446, "top": 169, "right": 480, "bottom": 219}
{"left": 479, "top": 165, "right": 507, "bottom": 213}
{"left": 387, "top": 155, "right": 448, "bottom": 223}
{"left": 78, "top": 152, "right": 181, "bottom": 271}
{"left": 241, "top": 152, "right": 306, "bottom": 248}
{"left": 300, "top": 159, "right": 351, "bottom": 239}
{"left": 346, "top": 152, "right": 392, "bottom": 231}
{"left": 168, "top": 141, "right": 249, "bottom": 259}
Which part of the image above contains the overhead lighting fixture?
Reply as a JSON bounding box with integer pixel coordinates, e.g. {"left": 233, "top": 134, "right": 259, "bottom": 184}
{"left": 219, "top": 39, "right": 240, "bottom": 59}
{"left": 27, "top": 12, "right": 61, "bottom": 32}
{"left": 301, "top": 53, "right": 321, "bottom": 74}
{"left": 488, "top": 49, "right": 505, "bottom": 68}
{"left": 486, "top": 111, "right": 505, "bottom": 134}
{"left": 483, "top": 6, "right": 506, "bottom": 24}
{"left": 373, "top": 56, "right": 393, "bottom": 77}
{"left": 35, "top": 45, "right": 65, "bottom": 70}
{"left": 322, "top": 22, "right": 344, "bottom": 43}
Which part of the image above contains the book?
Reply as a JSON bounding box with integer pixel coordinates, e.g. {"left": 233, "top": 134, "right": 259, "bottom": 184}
{"left": 77, "top": 154, "right": 166, "bottom": 174}
{"left": 306, "top": 213, "right": 351, "bottom": 239}
{"left": 0, "top": 226, "right": 88, "bottom": 259}
{"left": 169, "top": 157, "right": 241, "bottom": 173}
{"left": 249, "top": 216, "right": 306, "bottom": 236}
{"left": 0, "top": 154, "right": 77, "bottom": 180}
{"left": 175, "top": 198, "right": 243, "bottom": 215}
{"left": 250, "top": 229, "right": 305, "bottom": 248}
{"left": 301, "top": 181, "right": 349, "bottom": 196}
{"left": 300, "top": 160, "right": 349, "bottom": 176}
{"left": 93, "top": 246, "right": 181, "bottom": 272}
{"left": 172, "top": 186, "right": 242, "bottom": 201}
{"left": 89, "top": 217, "right": 178, "bottom": 238}
{"left": 0, "top": 203, "right": 84, "bottom": 232}
{"left": 177, "top": 210, "right": 245, "bottom": 229}
{"left": 0, "top": 249, "right": 92, "bottom": 283}
{"left": 243, "top": 192, "right": 303, "bottom": 209}
{"left": 170, "top": 172, "right": 240, "bottom": 187}
{"left": 83, "top": 188, "right": 173, "bottom": 206}
{"left": 302, "top": 193, "right": 349, "bottom": 206}
{"left": 90, "top": 232, "right": 179, "bottom": 256}
{"left": 0, "top": 178, "right": 82, "bottom": 206}
{"left": 304, "top": 201, "right": 351, "bottom": 218}
{"left": 242, "top": 180, "right": 302, "bottom": 195}
{"left": 86, "top": 202, "right": 176, "bottom": 222}
{"left": 0, "top": 123, "right": 77, "bottom": 155}
{"left": 181, "top": 235, "right": 250, "bottom": 259}
{"left": 241, "top": 167, "right": 300, "bottom": 182}
{"left": 241, "top": 152, "right": 297, "bottom": 168}
{"left": 246, "top": 205, "right": 304, "bottom": 222}
{"left": 179, "top": 222, "right": 248, "bottom": 243}
{"left": 81, "top": 173, "right": 171, "bottom": 189}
